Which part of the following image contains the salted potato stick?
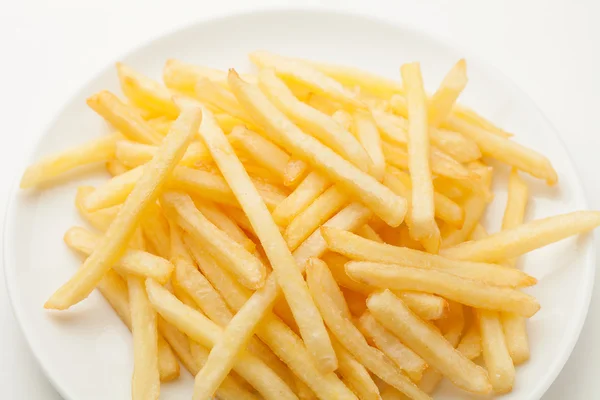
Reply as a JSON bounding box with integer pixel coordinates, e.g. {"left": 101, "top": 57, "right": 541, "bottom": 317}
{"left": 64, "top": 227, "right": 173, "bottom": 283}
{"left": 116, "top": 140, "right": 210, "bottom": 168}
{"left": 500, "top": 170, "right": 531, "bottom": 365}
{"left": 229, "top": 126, "right": 290, "bottom": 181}
{"left": 128, "top": 276, "right": 160, "bottom": 400}
{"left": 332, "top": 338, "right": 381, "bottom": 400}
{"left": 445, "top": 116, "right": 558, "bottom": 184}
{"left": 45, "top": 106, "right": 202, "bottom": 309}
{"left": 285, "top": 186, "right": 348, "bottom": 250}
{"left": 145, "top": 279, "right": 296, "bottom": 400}
{"left": 193, "top": 199, "right": 255, "bottom": 252}
{"left": 347, "top": 262, "right": 540, "bottom": 317}
{"left": 353, "top": 111, "right": 385, "bottom": 181}
{"left": 401, "top": 62, "right": 439, "bottom": 244}
{"left": 20, "top": 133, "right": 120, "bottom": 189}
{"left": 477, "top": 309, "right": 515, "bottom": 393}
{"left": 428, "top": 59, "right": 468, "bottom": 127}
{"left": 117, "top": 62, "right": 179, "bottom": 119}
{"left": 358, "top": 312, "right": 427, "bottom": 381}
{"left": 306, "top": 260, "right": 430, "bottom": 400}
{"left": 272, "top": 171, "right": 332, "bottom": 226}
{"left": 322, "top": 227, "right": 534, "bottom": 287}
{"left": 161, "top": 191, "right": 266, "bottom": 289}
{"left": 229, "top": 70, "right": 407, "bottom": 226}
{"left": 259, "top": 69, "right": 372, "bottom": 172}
{"left": 249, "top": 51, "right": 364, "bottom": 108}
{"left": 183, "top": 237, "right": 359, "bottom": 400}
{"left": 442, "top": 211, "right": 600, "bottom": 262}
{"left": 196, "top": 107, "right": 336, "bottom": 372}
{"left": 368, "top": 290, "right": 491, "bottom": 394}
{"left": 87, "top": 91, "right": 163, "bottom": 144}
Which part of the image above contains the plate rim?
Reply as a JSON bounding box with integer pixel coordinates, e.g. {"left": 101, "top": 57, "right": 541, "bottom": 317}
{"left": 3, "top": 7, "right": 595, "bottom": 400}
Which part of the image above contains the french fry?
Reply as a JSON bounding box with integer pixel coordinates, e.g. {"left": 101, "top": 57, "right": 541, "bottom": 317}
{"left": 322, "top": 228, "right": 535, "bottom": 287}
{"left": 229, "top": 70, "right": 407, "bottom": 226}
{"left": 444, "top": 117, "right": 558, "bottom": 184}
{"left": 87, "top": 91, "right": 163, "bottom": 145}
{"left": 451, "top": 106, "right": 512, "bottom": 138}
{"left": 358, "top": 312, "right": 427, "bottom": 381}
{"left": 272, "top": 171, "right": 332, "bottom": 226}
{"left": 259, "top": 69, "right": 372, "bottom": 172}
{"left": 347, "top": 262, "right": 540, "bottom": 317}
{"left": 331, "top": 110, "right": 353, "bottom": 131}
{"left": 20, "top": 133, "right": 120, "bottom": 189}
{"left": 117, "top": 62, "right": 179, "bottom": 119}
{"left": 45, "top": 106, "right": 202, "bottom": 309}
{"left": 428, "top": 59, "right": 468, "bottom": 127}
{"left": 401, "top": 62, "right": 439, "bottom": 245}
{"left": 115, "top": 140, "right": 210, "bottom": 168}
{"left": 442, "top": 211, "right": 600, "bottom": 262}
{"left": 500, "top": 169, "right": 531, "bottom": 365}
{"left": 456, "top": 322, "right": 482, "bottom": 360}
{"left": 64, "top": 227, "right": 173, "bottom": 283}
{"left": 193, "top": 199, "right": 255, "bottom": 252}
{"left": 128, "top": 276, "right": 160, "bottom": 400}
{"left": 196, "top": 107, "right": 336, "bottom": 373}
{"left": 161, "top": 191, "right": 266, "bottom": 289}
{"left": 283, "top": 158, "right": 310, "bottom": 187}
{"left": 476, "top": 309, "right": 515, "bottom": 393}
{"left": 195, "top": 78, "right": 255, "bottom": 125}
{"left": 306, "top": 260, "right": 430, "bottom": 400}
{"left": 355, "top": 224, "right": 384, "bottom": 242}
{"left": 249, "top": 51, "right": 364, "bottom": 108}
{"left": 332, "top": 338, "right": 381, "bottom": 400}
{"left": 163, "top": 59, "right": 257, "bottom": 94}
{"left": 293, "top": 376, "right": 318, "bottom": 400}
{"left": 353, "top": 111, "right": 386, "bottom": 181}
{"left": 285, "top": 186, "right": 348, "bottom": 250}
{"left": 145, "top": 279, "right": 297, "bottom": 400}
{"left": 140, "top": 202, "right": 171, "bottom": 259}
{"left": 367, "top": 290, "right": 492, "bottom": 394}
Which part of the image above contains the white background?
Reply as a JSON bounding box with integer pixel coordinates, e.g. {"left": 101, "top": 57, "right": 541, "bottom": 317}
{"left": 1, "top": 0, "right": 598, "bottom": 398}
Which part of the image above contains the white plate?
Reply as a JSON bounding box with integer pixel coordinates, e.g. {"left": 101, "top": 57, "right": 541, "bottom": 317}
{"left": 3, "top": 8, "right": 594, "bottom": 400}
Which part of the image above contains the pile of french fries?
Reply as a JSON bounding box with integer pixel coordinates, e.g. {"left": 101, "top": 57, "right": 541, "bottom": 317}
{"left": 20, "top": 51, "right": 600, "bottom": 400}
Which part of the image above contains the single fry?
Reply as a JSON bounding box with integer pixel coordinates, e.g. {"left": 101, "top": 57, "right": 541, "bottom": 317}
{"left": 367, "top": 290, "right": 491, "bottom": 394}
{"left": 45, "top": 106, "right": 202, "bottom": 309}
{"left": 64, "top": 227, "right": 173, "bottom": 283}
{"left": 196, "top": 106, "right": 336, "bottom": 372}
{"left": 272, "top": 171, "right": 331, "bottom": 226}
{"left": 128, "top": 276, "right": 160, "bottom": 400}
{"left": 259, "top": 69, "right": 372, "bottom": 172}
{"left": 322, "top": 227, "right": 535, "bottom": 287}
{"left": 428, "top": 59, "right": 468, "bottom": 127}
{"left": 353, "top": 111, "right": 386, "bottom": 181}
{"left": 140, "top": 202, "right": 171, "bottom": 259}
{"left": 441, "top": 211, "right": 600, "bottom": 262}
{"left": 229, "top": 70, "right": 407, "bottom": 226}
{"left": 87, "top": 90, "right": 163, "bottom": 144}
{"left": 161, "top": 191, "right": 266, "bottom": 289}
{"left": 306, "top": 261, "right": 430, "bottom": 400}
{"left": 346, "top": 262, "right": 540, "bottom": 317}
{"left": 476, "top": 309, "right": 515, "bottom": 393}
{"left": 401, "top": 62, "right": 439, "bottom": 244}
{"left": 332, "top": 338, "right": 381, "bottom": 400}
{"left": 456, "top": 323, "right": 482, "bottom": 361}
{"left": 283, "top": 158, "right": 310, "bottom": 187}
{"left": 20, "top": 133, "right": 120, "bottom": 189}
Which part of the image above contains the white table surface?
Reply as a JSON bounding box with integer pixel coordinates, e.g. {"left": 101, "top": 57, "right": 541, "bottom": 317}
{"left": 1, "top": 0, "right": 599, "bottom": 398}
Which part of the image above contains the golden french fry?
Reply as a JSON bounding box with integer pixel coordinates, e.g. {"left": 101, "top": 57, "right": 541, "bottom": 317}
{"left": 161, "top": 191, "right": 266, "bottom": 290}
{"left": 196, "top": 106, "right": 336, "bottom": 373}
{"left": 293, "top": 376, "right": 318, "bottom": 400}
{"left": 456, "top": 322, "right": 482, "bottom": 361}
{"left": 367, "top": 290, "right": 492, "bottom": 394}
{"left": 128, "top": 276, "right": 160, "bottom": 400}
{"left": 272, "top": 171, "right": 332, "bottom": 226}
{"left": 401, "top": 62, "right": 439, "bottom": 245}
{"left": 20, "top": 133, "right": 120, "bottom": 189}
{"left": 64, "top": 227, "right": 173, "bottom": 283}
{"left": 249, "top": 51, "right": 364, "bottom": 108}
{"left": 45, "top": 106, "right": 202, "bottom": 310}
{"left": 115, "top": 140, "right": 210, "bottom": 168}
{"left": 353, "top": 111, "right": 386, "bottom": 181}
{"left": 442, "top": 211, "right": 600, "bottom": 262}
{"left": 358, "top": 312, "right": 427, "bottom": 382}
{"left": 230, "top": 70, "right": 406, "bottom": 226}
{"left": 322, "top": 227, "right": 535, "bottom": 287}
{"left": 283, "top": 158, "right": 310, "bottom": 187}
{"left": 428, "top": 59, "right": 468, "bottom": 127}
{"left": 145, "top": 279, "right": 296, "bottom": 400}
{"left": 117, "top": 62, "right": 179, "bottom": 119}
{"left": 285, "top": 186, "right": 348, "bottom": 250}
{"left": 332, "top": 337, "right": 381, "bottom": 400}
{"left": 85, "top": 165, "right": 144, "bottom": 210}
{"left": 259, "top": 69, "right": 372, "bottom": 172}
{"left": 87, "top": 90, "right": 163, "bottom": 144}
{"left": 476, "top": 309, "right": 515, "bottom": 393}
{"left": 347, "top": 262, "right": 540, "bottom": 317}
{"left": 306, "top": 261, "right": 430, "bottom": 400}
{"left": 444, "top": 116, "right": 558, "bottom": 184}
